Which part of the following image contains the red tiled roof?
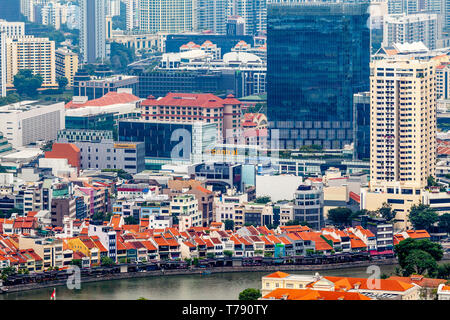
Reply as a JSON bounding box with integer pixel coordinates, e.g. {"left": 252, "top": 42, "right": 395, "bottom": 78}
{"left": 142, "top": 92, "right": 241, "bottom": 108}
{"left": 65, "top": 91, "right": 140, "bottom": 109}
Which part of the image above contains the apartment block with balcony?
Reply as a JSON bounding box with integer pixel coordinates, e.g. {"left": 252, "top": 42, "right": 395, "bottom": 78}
{"left": 18, "top": 236, "right": 64, "bottom": 269}
{"left": 362, "top": 59, "right": 436, "bottom": 231}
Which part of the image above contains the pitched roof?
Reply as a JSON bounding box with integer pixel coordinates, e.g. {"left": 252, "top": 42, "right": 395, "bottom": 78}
{"left": 406, "top": 230, "right": 431, "bottom": 239}
{"left": 263, "top": 288, "right": 371, "bottom": 300}
{"left": 142, "top": 92, "right": 241, "bottom": 108}
{"left": 324, "top": 276, "right": 415, "bottom": 292}
{"left": 65, "top": 91, "right": 140, "bottom": 109}
{"left": 388, "top": 276, "right": 446, "bottom": 288}
{"left": 264, "top": 271, "right": 290, "bottom": 279}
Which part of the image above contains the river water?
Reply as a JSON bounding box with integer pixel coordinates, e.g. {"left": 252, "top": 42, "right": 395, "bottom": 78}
{"left": 0, "top": 264, "right": 401, "bottom": 300}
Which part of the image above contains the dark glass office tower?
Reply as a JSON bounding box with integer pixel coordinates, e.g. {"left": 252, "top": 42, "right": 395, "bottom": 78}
{"left": 353, "top": 92, "right": 370, "bottom": 161}
{"left": 267, "top": 2, "right": 370, "bottom": 150}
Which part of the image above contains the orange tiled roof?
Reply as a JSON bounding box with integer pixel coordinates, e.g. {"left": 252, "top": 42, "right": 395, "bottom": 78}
{"left": 263, "top": 288, "right": 371, "bottom": 300}
{"left": 406, "top": 230, "right": 430, "bottom": 239}
{"left": 325, "top": 276, "right": 415, "bottom": 292}
{"left": 388, "top": 276, "right": 446, "bottom": 288}
{"left": 264, "top": 271, "right": 290, "bottom": 278}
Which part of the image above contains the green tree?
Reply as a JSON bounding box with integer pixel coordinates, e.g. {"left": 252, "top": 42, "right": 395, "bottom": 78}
{"left": 71, "top": 259, "right": 82, "bottom": 267}
{"left": 238, "top": 288, "right": 262, "bottom": 300}
{"left": 137, "top": 297, "right": 148, "bottom": 300}
{"left": 101, "top": 256, "right": 116, "bottom": 266}
{"left": 206, "top": 253, "right": 215, "bottom": 259}
{"left": 285, "top": 219, "right": 300, "bottom": 226}
{"left": 109, "top": 42, "right": 136, "bottom": 73}
{"left": 327, "top": 207, "right": 353, "bottom": 226}
{"left": 427, "top": 175, "right": 439, "bottom": 188}
{"left": 57, "top": 76, "right": 68, "bottom": 92}
{"left": 92, "top": 211, "right": 106, "bottom": 221}
{"left": 224, "top": 219, "right": 234, "bottom": 231}
{"left": 394, "top": 238, "right": 443, "bottom": 272}
{"left": 378, "top": 203, "right": 395, "bottom": 222}
{"left": 124, "top": 216, "right": 138, "bottom": 225}
{"left": 13, "top": 69, "right": 43, "bottom": 97}
{"left": 1, "top": 266, "right": 17, "bottom": 280}
{"left": 438, "top": 213, "right": 450, "bottom": 235}
{"left": 409, "top": 204, "right": 439, "bottom": 231}
{"left": 254, "top": 196, "right": 271, "bottom": 204}
{"left": 402, "top": 249, "right": 438, "bottom": 277}
{"left": 437, "top": 263, "right": 450, "bottom": 279}
{"left": 223, "top": 250, "right": 233, "bottom": 258}
{"left": 0, "top": 93, "right": 21, "bottom": 107}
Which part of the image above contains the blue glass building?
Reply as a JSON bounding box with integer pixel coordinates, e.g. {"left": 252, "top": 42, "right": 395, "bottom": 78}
{"left": 267, "top": 2, "right": 370, "bottom": 150}
{"left": 353, "top": 92, "right": 370, "bottom": 161}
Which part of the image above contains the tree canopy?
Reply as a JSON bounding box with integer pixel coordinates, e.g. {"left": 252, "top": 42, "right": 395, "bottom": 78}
{"left": 238, "top": 288, "right": 262, "bottom": 300}
{"left": 378, "top": 203, "right": 395, "bottom": 222}
{"left": 224, "top": 219, "right": 234, "bottom": 231}
{"left": 57, "top": 76, "right": 68, "bottom": 91}
{"left": 327, "top": 207, "right": 359, "bottom": 227}
{"left": 124, "top": 216, "right": 138, "bottom": 225}
{"left": 0, "top": 93, "right": 21, "bottom": 107}
{"left": 13, "top": 69, "right": 43, "bottom": 97}
{"left": 402, "top": 249, "right": 438, "bottom": 277}
{"left": 394, "top": 238, "right": 443, "bottom": 276}
{"left": 438, "top": 213, "right": 450, "bottom": 235}
{"left": 101, "top": 256, "right": 115, "bottom": 267}
{"left": 109, "top": 42, "right": 136, "bottom": 73}
{"left": 254, "top": 196, "right": 271, "bottom": 204}
{"left": 409, "top": 204, "right": 439, "bottom": 231}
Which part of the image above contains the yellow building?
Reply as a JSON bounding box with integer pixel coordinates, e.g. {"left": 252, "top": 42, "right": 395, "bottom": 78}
{"left": 55, "top": 47, "right": 79, "bottom": 87}
{"left": 18, "top": 236, "right": 64, "bottom": 269}
{"left": 65, "top": 237, "right": 100, "bottom": 265}
{"left": 6, "top": 36, "right": 57, "bottom": 88}
{"left": 362, "top": 58, "right": 437, "bottom": 230}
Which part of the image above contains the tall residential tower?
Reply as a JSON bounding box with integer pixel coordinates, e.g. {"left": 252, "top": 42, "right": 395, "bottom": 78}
{"left": 80, "top": 0, "right": 106, "bottom": 63}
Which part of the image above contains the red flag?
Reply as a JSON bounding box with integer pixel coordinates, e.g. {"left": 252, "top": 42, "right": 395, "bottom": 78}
{"left": 50, "top": 288, "right": 56, "bottom": 300}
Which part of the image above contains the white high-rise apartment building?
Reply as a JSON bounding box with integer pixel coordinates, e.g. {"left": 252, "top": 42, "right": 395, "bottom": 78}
{"left": 5, "top": 36, "right": 57, "bottom": 87}
{"left": 20, "top": 0, "right": 49, "bottom": 22}
{"left": 0, "top": 32, "right": 6, "bottom": 97}
{"left": 80, "top": 0, "right": 106, "bottom": 63}
{"left": 361, "top": 58, "right": 437, "bottom": 230}
{"left": 388, "top": 0, "right": 442, "bottom": 14}
{"left": 138, "top": 0, "right": 196, "bottom": 33}
{"left": 125, "top": 0, "right": 139, "bottom": 31}
{"left": 370, "top": 58, "right": 436, "bottom": 190}
{"left": 0, "top": 20, "right": 25, "bottom": 37}
{"left": 196, "top": 0, "right": 227, "bottom": 34}
{"left": 41, "top": 1, "right": 69, "bottom": 30}
{"left": 383, "top": 13, "right": 440, "bottom": 50}
{"left": 106, "top": 0, "right": 121, "bottom": 17}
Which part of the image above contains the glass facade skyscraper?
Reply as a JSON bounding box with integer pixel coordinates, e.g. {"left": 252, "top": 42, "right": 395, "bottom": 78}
{"left": 267, "top": 2, "right": 370, "bottom": 150}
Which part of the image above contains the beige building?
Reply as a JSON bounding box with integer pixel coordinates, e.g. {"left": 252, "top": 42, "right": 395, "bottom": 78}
{"left": 362, "top": 58, "right": 437, "bottom": 230}
{"left": 0, "top": 20, "right": 25, "bottom": 37}
{"left": 55, "top": 47, "right": 79, "bottom": 87}
{"left": 6, "top": 36, "right": 57, "bottom": 88}
{"left": 18, "top": 236, "right": 64, "bottom": 269}
{"left": 170, "top": 194, "right": 201, "bottom": 232}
